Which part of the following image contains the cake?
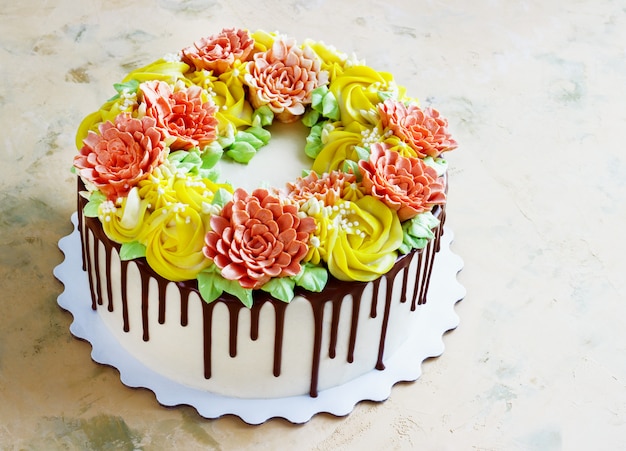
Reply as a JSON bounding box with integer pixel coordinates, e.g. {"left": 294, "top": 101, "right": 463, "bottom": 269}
{"left": 72, "top": 28, "right": 458, "bottom": 399}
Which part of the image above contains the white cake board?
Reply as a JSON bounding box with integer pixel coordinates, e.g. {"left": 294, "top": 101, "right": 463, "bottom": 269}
{"left": 54, "top": 213, "right": 465, "bottom": 424}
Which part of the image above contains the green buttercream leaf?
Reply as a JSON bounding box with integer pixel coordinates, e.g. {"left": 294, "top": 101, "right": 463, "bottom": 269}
{"left": 322, "top": 91, "right": 340, "bottom": 120}
{"left": 168, "top": 149, "right": 203, "bottom": 175}
{"left": 222, "top": 279, "right": 254, "bottom": 308}
{"left": 211, "top": 188, "right": 233, "bottom": 208}
{"left": 305, "top": 122, "right": 324, "bottom": 159}
{"left": 83, "top": 191, "right": 106, "bottom": 218}
{"left": 311, "top": 86, "right": 340, "bottom": 120}
{"left": 252, "top": 105, "right": 274, "bottom": 127}
{"left": 302, "top": 109, "right": 320, "bottom": 127}
{"left": 399, "top": 212, "right": 439, "bottom": 253}
{"left": 311, "top": 86, "right": 328, "bottom": 112}
{"left": 293, "top": 263, "right": 328, "bottom": 292}
{"left": 119, "top": 241, "right": 146, "bottom": 261}
{"left": 354, "top": 145, "right": 371, "bottom": 161}
{"left": 261, "top": 277, "right": 296, "bottom": 303}
{"left": 197, "top": 269, "right": 224, "bottom": 303}
{"left": 226, "top": 141, "right": 256, "bottom": 163}
{"left": 112, "top": 79, "right": 140, "bottom": 96}
{"left": 201, "top": 142, "right": 224, "bottom": 170}
{"left": 235, "top": 130, "right": 264, "bottom": 149}
{"left": 341, "top": 159, "right": 361, "bottom": 178}
{"left": 243, "top": 126, "right": 271, "bottom": 147}
{"left": 377, "top": 90, "right": 395, "bottom": 102}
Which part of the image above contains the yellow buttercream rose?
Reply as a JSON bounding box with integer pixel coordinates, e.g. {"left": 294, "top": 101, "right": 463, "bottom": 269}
{"left": 139, "top": 203, "right": 211, "bottom": 282}
{"left": 188, "top": 66, "right": 254, "bottom": 131}
{"left": 329, "top": 65, "right": 397, "bottom": 127}
{"left": 312, "top": 121, "right": 378, "bottom": 174}
{"left": 308, "top": 195, "right": 403, "bottom": 282}
{"left": 99, "top": 188, "right": 150, "bottom": 244}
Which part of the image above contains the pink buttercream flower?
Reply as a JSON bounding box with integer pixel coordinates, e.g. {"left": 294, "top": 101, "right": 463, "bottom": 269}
{"left": 203, "top": 188, "right": 316, "bottom": 290}
{"left": 74, "top": 113, "right": 166, "bottom": 201}
{"left": 180, "top": 28, "right": 255, "bottom": 73}
{"left": 379, "top": 99, "right": 458, "bottom": 158}
{"left": 286, "top": 170, "right": 362, "bottom": 206}
{"left": 358, "top": 143, "right": 446, "bottom": 221}
{"left": 140, "top": 80, "right": 219, "bottom": 150}
{"left": 244, "top": 37, "right": 329, "bottom": 123}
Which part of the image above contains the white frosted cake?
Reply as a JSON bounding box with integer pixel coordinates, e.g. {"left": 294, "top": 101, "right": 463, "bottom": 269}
{"left": 72, "top": 28, "right": 458, "bottom": 399}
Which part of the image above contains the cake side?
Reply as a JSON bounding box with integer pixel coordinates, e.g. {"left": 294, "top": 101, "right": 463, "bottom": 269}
{"left": 78, "top": 181, "right": 446, "bottom": 398}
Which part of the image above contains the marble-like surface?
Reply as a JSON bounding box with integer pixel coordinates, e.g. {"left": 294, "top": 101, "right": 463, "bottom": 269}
{"left": 1, "top": 0, "right": 625, "bottom": 449}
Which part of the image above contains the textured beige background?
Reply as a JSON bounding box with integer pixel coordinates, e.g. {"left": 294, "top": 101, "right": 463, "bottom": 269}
{"left": 1, "top": 0, "right": 625, "bottom": 449}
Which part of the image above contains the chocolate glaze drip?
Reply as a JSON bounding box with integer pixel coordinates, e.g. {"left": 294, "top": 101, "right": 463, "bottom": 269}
{"left": 77, "top": 178, "right": 445, "bottom": 398}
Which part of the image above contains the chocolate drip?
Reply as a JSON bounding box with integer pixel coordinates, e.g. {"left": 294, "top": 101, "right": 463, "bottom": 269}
{"left": 85, "top": 231, "right": 97, "bottom": 311}
{"left": 94, "top": 240, "right": 103, "bottom": 306}
{"left": 120, "top": 260, "right": 130, "bottom": 333}
{"left": 227, "top": 303, "right": 242, "bottom": 358}
{"left": 77, "top": 178, "right": 446, "bottom": 397}
{"left": 105, "top": 247, "right": 113, "bottom": 312}
{"left": 179, "top": 287, "right": 190, "bottom": 327}
{"left": 370, "top": 281, "right": 380, "bottom": 319}
{"left": 250, "top": 304, "right": 261, "bottom": 340}
{"left": 347, "top": 286, "right": 366, "bottom": 363}
{"left": 140, "top": 270, "right": 150, "bottom": 341}
{"left": 309, "top": 298, "right": 325, "bottom": 397}
{"left": 202, "top": 301, "right": 215, "bottom": 379}
{"left": 272, "top": 302, "right": 287, "bottom": 377}
{"left": 374, "top": 256, "right": 408, "bottom": 371}
{"left": 157, "top": 280, "right": 167, "bottom": 324}
{"left": 328, "top": 297, "right": 343, "bottom": 359}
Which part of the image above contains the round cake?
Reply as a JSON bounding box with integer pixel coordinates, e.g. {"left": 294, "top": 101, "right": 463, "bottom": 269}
{"left": 72, "top": 28, "right": 458, "bottom": 399}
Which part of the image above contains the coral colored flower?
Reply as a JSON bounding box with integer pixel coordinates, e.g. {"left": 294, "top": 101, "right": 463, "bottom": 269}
{"left": 244, "top": 37, "right": 329, "bottom": 123}
{"left": 378, "top": 99, "right": 457, "bottom": 158}
{"left": 203, "top": 188, "right": 316, "bottom": 289}
{"left": 181, "top": 28, "right": 255, "bottom": 73}
{"left": 286, "top": 170, "right": 363, "bottom": 206}
{"left": 359, "top": 143, "right": 446, "bottom": 221}
{"left": 74, "top": 113, "right": 166, "bottom": 201}
{"left": 140, "top": 80, "right": 219, "bottom": 150}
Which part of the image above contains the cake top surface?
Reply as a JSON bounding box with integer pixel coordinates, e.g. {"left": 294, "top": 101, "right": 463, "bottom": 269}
{"left": 73, "top": 28, "right": 458, "bottom": 307}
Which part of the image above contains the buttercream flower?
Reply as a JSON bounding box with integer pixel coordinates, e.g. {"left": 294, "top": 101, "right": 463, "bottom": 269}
{"left": 203, "top": 188, "right": 316, "bottom": 289}
{"left": 314, "top": 196, "right": 403, "bottom": 282}
{"left": 181, "top": 28, "right": 255, "bottom": 73}
{"left": 140, "top": 80, "right": 219, "bottom": 150}
{"left": 329, "top": 65, "right": 397, "bottom": 126}
{"left": 188, "top": 69, "right": 254, "bottom": 130}
{"left": 244, "top": 37, "right": 329, "bottom": 123}
{"left": 286, "top": 170, "right": 363, "bottom": 206}
{"left": 139, "top": 203, "right": 211, "bottom": 282}
{"left": 359, "top": 143, "right": 446, "bottom": 221}
{"left": 379, "top": 99, "right": 457, "bottom": 158}
{"left": 74, "top": 113, "right": 167, "bottom": 201}
{"left": 311, "top": 121, "right": 373, "bottom": 174}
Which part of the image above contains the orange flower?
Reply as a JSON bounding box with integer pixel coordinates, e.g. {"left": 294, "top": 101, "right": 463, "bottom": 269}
{"left": 180, "top": 28, "right": 255, "bottom": 73}
{"left": 203, "top": 188, "right": 316, "bottom": 289}
{"left": 379, "top": 99, "right": 457, "bottom": 158}
{"left": 140, "top": 80, "right": 218, "bottom": 150}
{"left": 286, "top": 170, "right": 362, "bottom": 206}
{"left": 359, "top": 143, "right": 446, "bottom": 221}
{"left": 244, "top": 37, "right": 328, "bottom": 123}
{"left": 74, "top": 113, "right": 166, "bottom": 201}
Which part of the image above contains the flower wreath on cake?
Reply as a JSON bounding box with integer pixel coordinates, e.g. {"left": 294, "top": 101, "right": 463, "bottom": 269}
{"left": 73, "top": 28, "right": 458, "bottom": 308}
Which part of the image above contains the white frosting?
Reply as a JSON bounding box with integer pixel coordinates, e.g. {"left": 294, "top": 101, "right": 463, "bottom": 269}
{"left": 217, "top": 121, "right": 311, "bottom": 192}
{"left": 84, "top": 222, "right": 427, "bottom": 398}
